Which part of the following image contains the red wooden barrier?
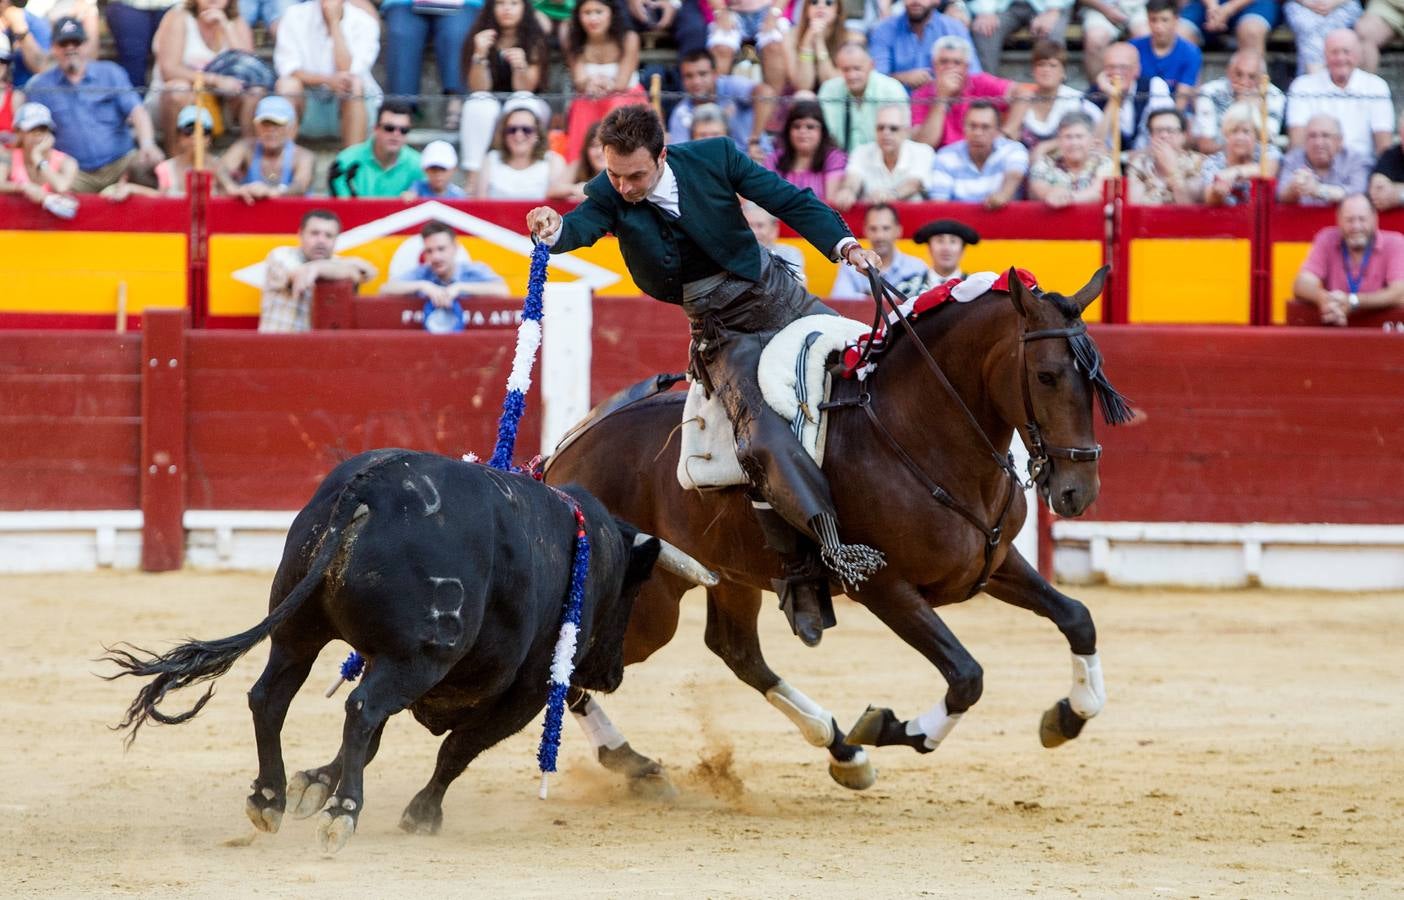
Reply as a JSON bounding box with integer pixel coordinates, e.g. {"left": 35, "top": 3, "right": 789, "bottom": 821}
{"left": 140, "top": 309, "right": 188, "bottom": 570}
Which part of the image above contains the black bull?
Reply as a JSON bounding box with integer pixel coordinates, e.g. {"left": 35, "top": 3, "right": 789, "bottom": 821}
{"left": 104, "top": 449, "right": 711, "bottom": 853}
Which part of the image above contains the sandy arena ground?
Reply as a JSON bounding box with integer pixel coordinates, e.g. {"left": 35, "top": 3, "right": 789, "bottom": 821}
{"left": 3, "top": 571, "right": 1401, "bottom": 898}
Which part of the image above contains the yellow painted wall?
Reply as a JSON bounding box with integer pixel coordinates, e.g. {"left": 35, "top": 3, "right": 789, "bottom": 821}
{"left": 1128, "top": 238, "right": 1251, "bottom": 324}
{"left": 1271, "top": 241, "right": 1312, "bottom": 325}
{"left": 0, "top": 231, "right": 187, "bottom": 314}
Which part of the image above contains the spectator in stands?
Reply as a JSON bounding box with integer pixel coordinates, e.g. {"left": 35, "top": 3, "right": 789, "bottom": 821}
{"left": 686, "top": 102, "right": 729, "bottom": 139}
{"left": 1084, "top": 40, "right": 1173, "bottom": 151}
{"left": 1178, "top": 0, "right": 1280, "bottom": 56}
{"left": 1132, "top": 0, "right": 1201, "bottom": 110}
{"left": 818, "top": 43, "right": 909, "bottom": 152}
{"left": 914, "top": 217, "right": 979, "bottom": 280}
{"left": 1368, "top": 119, "right": 1404, "bottom": 210}
{"left": 625, "top": 0, "right": 680, "bottom": 43}
{"left": 742, "top": 199, "right": 807, "bottom": 284}
{"left": 274, "top": 0, "right": 380, "bottom": 148}
{"left": 970, "top": 0, "right": 1070, "bottom": 76}
{"left": 1190, "top": 48, "right": 1284, "bottom": 154}
{"left": 830, "top": 102, "right": 934, "bottom": 210}
{"left": 928, "top": 100, "right": 1029, "bottom": 207}
{"left": 404, "top": 140, "right": 468, "bottom": 199}
{"left": 1353, "top": 0, "right": 1404, "bottom": 71}
{"left": 1127, "top": 107, "right": 1205, "bottom": 203}
{"left": 382, "top": 0, "right": 477, "bottom": 129}
{"left": 215, "top": 95, "right": 314, "bottom": 202}
{"left": 328, "top": 100, "right": 422, "bottom": 198}
{"left": 476, "top": 98, "right": 565, "bottom": 199}
{"left": 0, "top": 34, "right": 20, "bottom": 138}
{"left": 563, "top": 0, "right": 645, "bottom": 162}
{"left": 0, "top": 102, "right": 77, "bottom": 208}
{"left": 533, "top": 0, "right": 574, "bottom": 46}
{"left": 1021, "top": 40, "right": 1103, "bottom": 156}
{"left": 869, "top": 0, "right": 982, "bottom": 94}
{"left": 2, "top": 0, "right": 54, "bottom": 89}
{"left": 667, "top": 49, "right": 774, "bottom": 153}
{"left": 549, "top": 118, "right": 605, "bottom": 200}
{"left": 783, "top": 0, "right": 842, "bottom": 93}
{"left": 102, "top": 102, "right": 212, "bottom": 199}
{"left": 259, "top": 209, "right": 377, "bottom": 333}
{"left": 702, "top": 0, "right": 791, "bottom": 90}
{"left": 830, "top": 203, "right": 935, "bottom": 299}
{"left": 149, "top": 0, "right": 258, "bottom": 155}
{"left": 25, "top": 19, "right": 165, "bottom": 193}
{"left": 913, "top": 36, "right": 1025, "bottom": 149}
{"left": 1278, "top": 113, "right": 1371, "bottom": 205}
{"left": 764, "top": 98, "right": 846, "bottom": 201}
{"left": 1202, "top": 101, "right": 1280, "bottom": 205}
{"left": 1079, "top": 0, "right": 1149, "bottom": 82}
{"left": 461, "top": 0, "right": 549, "bottom": 185}
{"left": 1293, "top": 193, "right": 1404, "bottom": 324}
{"left": 1028, "top": 111, "right": 1113, "bottom": 207}
{"left": 1286, "top": 28, "right": 1394, "bottom": 162}
{"left": 105, "top": 0, "right": 178, "bottom": 89}
{"left": 1286, "top": 0, "right": 1363, "bottom": 76}
{"left": 383, "top": 221, "right": 510, "bottom": 312}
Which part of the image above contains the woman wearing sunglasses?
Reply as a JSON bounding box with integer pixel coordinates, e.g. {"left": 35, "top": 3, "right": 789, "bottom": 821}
{"left": 476, "top": 98, "right": 564, "bottom": 198}
{"left": 101, "top": 103, "right": 216, "bottom": 199}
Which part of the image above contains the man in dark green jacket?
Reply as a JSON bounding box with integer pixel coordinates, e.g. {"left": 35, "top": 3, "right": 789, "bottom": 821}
{"left": 528, "top": 105, "right": 885, "bottom": 647}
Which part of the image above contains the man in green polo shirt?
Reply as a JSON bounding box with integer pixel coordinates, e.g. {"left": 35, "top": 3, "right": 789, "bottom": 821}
{"left": 329, "top": 99, "right": 421, "bottom": 198}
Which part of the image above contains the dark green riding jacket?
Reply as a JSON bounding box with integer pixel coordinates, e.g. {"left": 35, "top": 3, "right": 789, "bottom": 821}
{"left": 549, "top": 137, "right": 853, "bottom": 303}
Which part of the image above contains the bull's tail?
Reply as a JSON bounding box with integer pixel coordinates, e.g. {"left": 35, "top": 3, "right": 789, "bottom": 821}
{"left": 102, "top": 480, "right": 373, "bottom": 747}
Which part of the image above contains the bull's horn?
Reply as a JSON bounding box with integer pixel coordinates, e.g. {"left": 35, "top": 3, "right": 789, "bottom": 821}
{"left": 635, "top": 533, "right": 719, "bottom": 587}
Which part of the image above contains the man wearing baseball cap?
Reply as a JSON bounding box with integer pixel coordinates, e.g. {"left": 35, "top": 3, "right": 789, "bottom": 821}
{"left": 24, "top": 16, "right": 163, "bottom": 192}
{"left": 216, "top": 95, "right": 315, "bottom": 203}
{"left": 913, "top": 218, "right": 980, "bottom": 282}
{"left": 403, "top": 140, "right": 466, "bottom": 200}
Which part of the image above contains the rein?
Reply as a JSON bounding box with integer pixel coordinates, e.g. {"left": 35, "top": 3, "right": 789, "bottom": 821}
{"left": 821, "top": 269, "right": 1101, "bottom": 599}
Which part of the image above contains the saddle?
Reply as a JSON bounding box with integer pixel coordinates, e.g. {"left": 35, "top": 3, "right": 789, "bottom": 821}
{"left": 676, "top": 315, "right": 871, "bottom": 491}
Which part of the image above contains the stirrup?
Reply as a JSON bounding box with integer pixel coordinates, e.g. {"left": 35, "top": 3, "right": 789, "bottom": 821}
{"left": 773, "top": 575, "right": 835, "bottom": 647}
{"left": 811, "top": 514, "right": 886, "bottom": 591}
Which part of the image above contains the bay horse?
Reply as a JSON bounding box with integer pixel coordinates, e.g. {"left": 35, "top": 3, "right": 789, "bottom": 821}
{"left": 546, "top": 267, "right": 1131, "bottom": 792}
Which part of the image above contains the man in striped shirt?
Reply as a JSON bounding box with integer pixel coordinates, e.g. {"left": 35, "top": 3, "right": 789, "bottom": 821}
{"left": 927, "top": 100, "right": 1029, "bottom": 208}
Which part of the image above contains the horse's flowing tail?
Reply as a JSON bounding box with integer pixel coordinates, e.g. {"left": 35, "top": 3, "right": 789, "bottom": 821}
{"left": 102, "top": 486, "right": 367, "bottom": 747}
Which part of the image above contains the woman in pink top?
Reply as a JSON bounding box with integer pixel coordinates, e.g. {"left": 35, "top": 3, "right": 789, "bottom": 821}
{"left": 913, "top": 35, "right": 1027, "bottom": 149}
{"left": 0, "top": 102, "right": 76, "bottom": 205}
{"left": 763, "top": 98, "right": 846, "bottom": 201}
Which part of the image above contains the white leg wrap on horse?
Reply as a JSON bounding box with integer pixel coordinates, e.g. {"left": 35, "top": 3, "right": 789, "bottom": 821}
{"left": 1068, "top": 651, "right": 1105, "bottom": 719}
{"left": 570, "top": 696, "right": 628, "bottom": 751}
{"left": 765, "top": 681, "right": 835, "bottom": 747}
{"left": 906, "top": 698, "right": 963, "bottom": 751}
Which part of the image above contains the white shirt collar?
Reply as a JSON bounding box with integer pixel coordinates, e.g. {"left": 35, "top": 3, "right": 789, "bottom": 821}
{"left": 647, "top": 161, "right": 679, "bottom": 214}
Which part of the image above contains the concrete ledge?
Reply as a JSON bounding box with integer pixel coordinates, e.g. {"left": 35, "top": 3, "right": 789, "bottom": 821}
{"left": 0, "top": 511, "right": 144, "bottom": 572}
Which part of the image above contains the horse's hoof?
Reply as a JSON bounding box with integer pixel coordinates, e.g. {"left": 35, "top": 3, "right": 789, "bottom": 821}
{"left": 1039, "top": 698, "right": 1088, "bottom": 749}
{"left": 828, "top": 748, "right": 876, "bottom": 791}
{"left": 628, "top": 770, "right": 679, "bottom": 801}
{"left": 286, "top": 771, "right": 331, "bottom": 820}
{"left": 846, "top": 706, "right": 893, "bottom": 746}
{"left": 244, "top": 791, "right": 282, "bottom": 833}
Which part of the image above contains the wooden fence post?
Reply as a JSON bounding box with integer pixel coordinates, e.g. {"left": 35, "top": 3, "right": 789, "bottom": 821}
{"left": 140, "top": 308, "right": 189, "bottom": 571}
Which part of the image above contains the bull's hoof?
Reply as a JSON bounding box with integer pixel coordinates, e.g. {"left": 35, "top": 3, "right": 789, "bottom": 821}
{"left": 398, "top": 792, "right": 444, "bottom": 836}
{"left": 286, "top": 770, "right": 332, "bottom": 820}
{"left": 316, "top": 797, "right": 359, "bottom": 855}
{"left": 1039, "top": 698, "right": 1088, "bottom": 749}
{"left": 846, "top": 706, "right": 895, "bottom": 746}
{"left": 827, "top": 748, "right": 876, "bottom": 791}
{"left": 244, "top": 786, "right": 283, "bottom": 833}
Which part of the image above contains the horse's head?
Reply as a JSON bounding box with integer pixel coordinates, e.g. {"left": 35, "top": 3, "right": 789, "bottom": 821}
{"left": 1004, "top": 266, "right": 1133, "bottom": 517}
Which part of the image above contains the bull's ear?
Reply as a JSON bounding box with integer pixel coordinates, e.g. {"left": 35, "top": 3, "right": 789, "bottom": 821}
{"left": 1006, "top": 267, "right": 1031, "bottom": 319}
{"left": 1071, "top": 265, "right": 1109, "bottom": 314}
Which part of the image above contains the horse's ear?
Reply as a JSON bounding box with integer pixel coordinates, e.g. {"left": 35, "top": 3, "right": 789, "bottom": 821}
{"left": 1005, "top": 267, "right": 1031, "bottom": 318}
{"left": 1071, "top": 266, "right": 1110, "bottom": 314}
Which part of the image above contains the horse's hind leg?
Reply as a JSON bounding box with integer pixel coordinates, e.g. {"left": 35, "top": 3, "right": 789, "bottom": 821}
{"left": 245, "top": 635, "right": 324, "bottom": 833}
{"left": 985, "top": 546, "right": 1105, "bottom": 748}
{"left": 705, "top": 581, "right": 875, "bottom": 790}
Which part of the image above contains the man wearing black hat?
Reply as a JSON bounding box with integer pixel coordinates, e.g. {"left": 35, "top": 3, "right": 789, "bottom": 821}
{"left": 25, "top": 16, "right": 163, "bottom": 193}
{"left": 914, "top": 218, "right": 981, "bottom": 282}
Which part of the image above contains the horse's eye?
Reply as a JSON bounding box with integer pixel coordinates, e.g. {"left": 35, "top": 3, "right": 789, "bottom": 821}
{"left": 1037, "top": 372, "right": 1057, "bottom": 386}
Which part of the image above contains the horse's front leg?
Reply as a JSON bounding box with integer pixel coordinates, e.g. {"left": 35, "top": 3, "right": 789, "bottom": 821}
{"left": 846, "top": 580, "right": 983, "bottom": 754}
{"left": 985, "top": 546, "right": 1105, "bottom": 748}
{"left": 705, "top": 580, "right": 876, "bottom": 790}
